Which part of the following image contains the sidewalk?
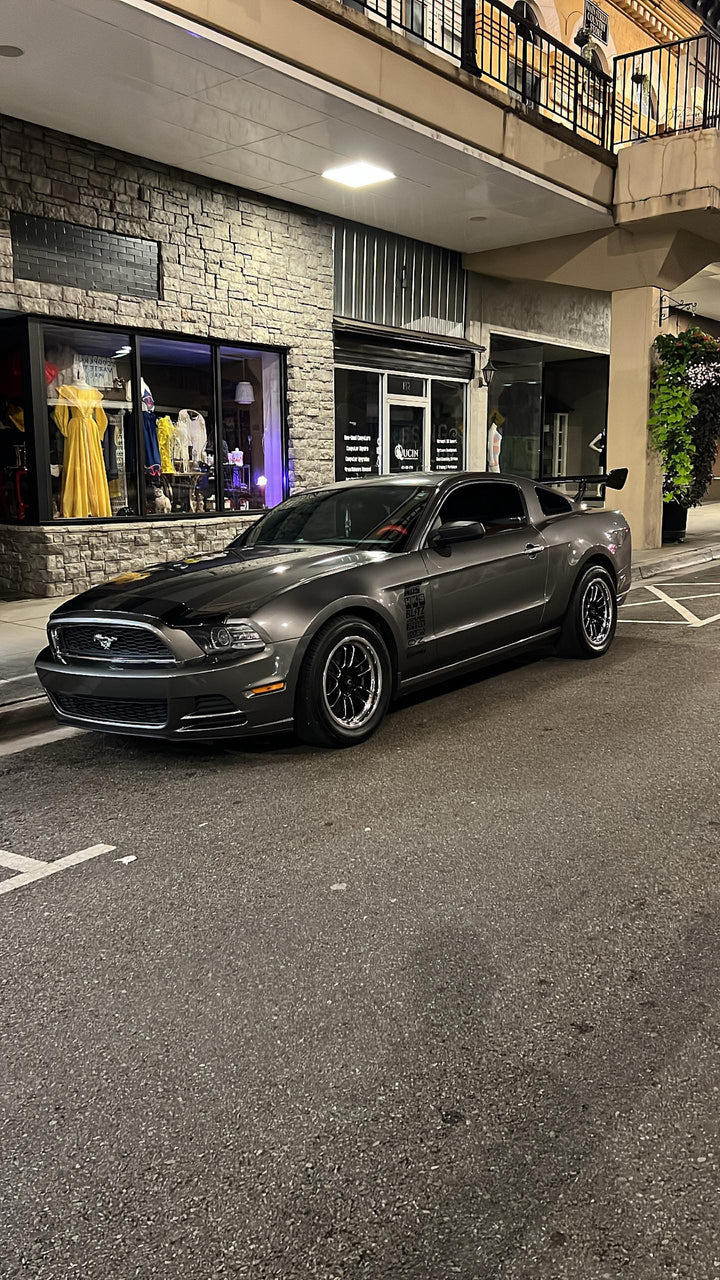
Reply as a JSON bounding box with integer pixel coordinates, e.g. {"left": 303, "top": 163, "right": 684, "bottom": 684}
{"left": 632, "top": 504, "right": 720, "bottom": 580}
{"left": 0, "top": 595, "right": 71, "bottom": 709}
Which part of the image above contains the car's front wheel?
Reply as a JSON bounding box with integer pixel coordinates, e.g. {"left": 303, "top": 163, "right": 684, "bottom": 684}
{"left": 558, "top": 563, "right": 617, "bottom": 658}
{"left": 295, "top": 616, "right": 392, "bottom": 748}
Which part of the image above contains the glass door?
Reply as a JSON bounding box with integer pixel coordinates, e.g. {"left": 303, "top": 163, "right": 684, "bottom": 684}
{"left": 387, "top": 402, "right": 426, "bottom": 473}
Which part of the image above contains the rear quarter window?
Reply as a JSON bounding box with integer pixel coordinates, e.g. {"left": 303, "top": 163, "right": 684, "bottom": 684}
{"left": 536, "top": 487, "right": 573, "bottom": 517}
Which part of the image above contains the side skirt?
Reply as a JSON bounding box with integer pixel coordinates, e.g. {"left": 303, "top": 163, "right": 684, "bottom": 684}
{"left": 397, "top": 627, "right": 562, "bottom": 695}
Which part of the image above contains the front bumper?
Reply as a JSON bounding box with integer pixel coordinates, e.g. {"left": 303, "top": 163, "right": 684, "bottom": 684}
{"left": 35, "top": 640, "right": 300, "bottom": 740}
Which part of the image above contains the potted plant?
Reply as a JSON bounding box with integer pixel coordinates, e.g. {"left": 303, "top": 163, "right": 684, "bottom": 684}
{"left": 649, "top": 328, "right": 720, "bottom": 542}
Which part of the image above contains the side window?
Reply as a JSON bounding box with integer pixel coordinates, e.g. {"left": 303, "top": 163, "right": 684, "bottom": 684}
{"left": 536, "top": 487, "right": 573, "bottom": 516}
{"left": 434, "top": 482, "right": 527, "bottom": 534}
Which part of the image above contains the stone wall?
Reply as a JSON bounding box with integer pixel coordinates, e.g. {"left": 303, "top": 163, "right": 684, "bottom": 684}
{"left": 0, "top": 516, "right": 257, "bottom": 598}
{"left": 0, "top": 113, "right": 336, "bottom": 494}
{"left": 468, "top": 273, "right": 611, "bottom": 353}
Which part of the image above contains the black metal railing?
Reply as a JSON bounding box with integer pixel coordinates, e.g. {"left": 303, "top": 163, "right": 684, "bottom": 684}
{"left": 472, "top": 0, "right": 610, "bottom": 145}
{"left": 341, "top": 2, "right": 720, "bottom": 151}
{"left": 612, "top": 33, "right": 720, "bottom": 146}
{"left": 341, "top": 0, "right": 611, "bottom": 146}
{"left": 344, "top": 0, "right": 464, "bottom": 59}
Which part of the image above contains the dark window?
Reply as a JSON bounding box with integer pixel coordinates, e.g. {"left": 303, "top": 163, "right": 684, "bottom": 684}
{"left": 334, "top": 368, "right": 380, "bottom": 482}
{"left": 0, "top": 329, "right": 30, "bottom": 521}
{"left": 435, "top": 481, "right": 527, "bottom": 533}
{"left": 430, "top": 381, "right": 464, "bottom": 472}
{"left": 239, "top": 483, "right": 434, "bottom": 552}
{"left": 536, "top": 486, "right": 573, "bottom": 516}
{"left": 406, "top": 0, "right": 426, "bottom": 37}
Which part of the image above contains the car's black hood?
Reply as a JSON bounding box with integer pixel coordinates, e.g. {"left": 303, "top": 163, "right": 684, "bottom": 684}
{"left": 51, "top": 543, "right": 379, "bottom": 626}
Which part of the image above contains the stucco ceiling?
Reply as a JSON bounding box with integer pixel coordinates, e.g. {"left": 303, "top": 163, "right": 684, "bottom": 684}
{"left": 0, "top": 0, "right": 612, "bottom": 255}
{"left": 676, "top": 263, "right": 720, "bottom": 322}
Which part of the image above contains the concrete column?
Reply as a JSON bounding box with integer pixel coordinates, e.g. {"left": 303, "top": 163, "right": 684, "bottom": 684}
{"left": 467, "top": 378, "right": 488, "bottom": 472}
{"left": 606, "top": 287, "right": 663, "bottom": 550}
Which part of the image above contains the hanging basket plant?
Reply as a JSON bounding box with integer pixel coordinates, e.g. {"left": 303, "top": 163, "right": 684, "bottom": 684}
{"left": 649, "top": 327, "right": 720, "bottom": 507}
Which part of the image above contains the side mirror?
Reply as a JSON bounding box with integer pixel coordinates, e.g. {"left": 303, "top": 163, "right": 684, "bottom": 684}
{"left": 430, "top": 520, "right": 486, "bottom": 549}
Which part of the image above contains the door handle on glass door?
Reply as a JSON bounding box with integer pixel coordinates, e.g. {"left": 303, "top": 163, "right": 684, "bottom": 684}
{"left": 524, "top": 543, "right": 544, "bottom": 557}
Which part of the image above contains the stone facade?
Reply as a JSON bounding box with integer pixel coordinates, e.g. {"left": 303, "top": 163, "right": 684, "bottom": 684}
{"left": 0, "top": 112, "right": 336, "bottom": 596}
{"left": 0, "top": 517, "right": 257, "bottom": 598}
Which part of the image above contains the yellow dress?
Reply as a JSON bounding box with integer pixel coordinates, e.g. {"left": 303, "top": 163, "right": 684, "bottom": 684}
{"left": 54, "top": 384, "right": 112, "bottom": 519}
{"left": 156, "top": 415, "right": 176, "bottom": 474}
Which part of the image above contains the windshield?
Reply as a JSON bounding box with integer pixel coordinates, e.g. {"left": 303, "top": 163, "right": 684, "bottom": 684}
{"left": 235, "top": 484, "right": 434, "bottom": 552}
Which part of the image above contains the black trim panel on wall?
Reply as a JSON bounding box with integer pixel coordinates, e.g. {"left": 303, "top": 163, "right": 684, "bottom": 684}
{"left": 334, "top": 328, "right": 475, "bottom": 380}
{"left": 11, "top": 213, "right": 160, "bottom": 300}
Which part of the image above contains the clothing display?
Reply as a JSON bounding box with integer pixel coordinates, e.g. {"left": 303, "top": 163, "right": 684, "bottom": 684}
{"left": 142, "top": 410, "right": 162, "bottom": 479}
{"left": 156, "top": 415, "right": 176, "bottom": 475}
{"left": 53, "top": 383, "right": 112, "bottom": 518}
{"left": 176, "top": 409, "right": 207, "bottom": 466}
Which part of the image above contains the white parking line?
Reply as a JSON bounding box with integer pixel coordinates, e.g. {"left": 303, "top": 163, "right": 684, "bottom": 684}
{"left": 645, "top": 585, "right": 700, "bottom": 624}
{"left": 0, "top": 843, "right": 115, "bottom": 897}
{"left": 619, "top": 582, "right": 720, "bottom": 628}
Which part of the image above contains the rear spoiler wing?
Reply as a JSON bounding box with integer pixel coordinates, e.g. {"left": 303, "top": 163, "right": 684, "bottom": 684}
{"left": 539, "top": 468, "right": 628, "bottom": 504}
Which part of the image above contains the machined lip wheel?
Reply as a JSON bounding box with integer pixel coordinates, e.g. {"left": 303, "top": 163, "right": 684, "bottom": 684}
{"left": 322, "top": 635, "right": 383, "bottom": 730}
{"left": 581, "top": 577, "right": 614, "bottom": 649}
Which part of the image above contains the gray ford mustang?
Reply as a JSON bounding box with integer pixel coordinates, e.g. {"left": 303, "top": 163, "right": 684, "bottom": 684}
{"left": 37, "top": 470, "right": 631, "bottom": 748}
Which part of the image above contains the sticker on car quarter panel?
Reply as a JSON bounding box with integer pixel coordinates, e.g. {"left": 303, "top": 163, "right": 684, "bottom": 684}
{"left": 404, "top": 581, "right": 427, "bottom": 647}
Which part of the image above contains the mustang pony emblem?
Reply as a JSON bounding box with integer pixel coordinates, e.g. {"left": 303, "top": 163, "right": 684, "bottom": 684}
{"left": 93, "top": 633, "right": 118, "bottom": 650}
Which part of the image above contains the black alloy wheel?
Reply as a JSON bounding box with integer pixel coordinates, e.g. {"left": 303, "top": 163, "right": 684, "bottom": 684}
{"left": 558, "top": 563, "right": 617, "bottom": 659}
{"left": 295, "top": 615, "right": 393, "bottom": 748}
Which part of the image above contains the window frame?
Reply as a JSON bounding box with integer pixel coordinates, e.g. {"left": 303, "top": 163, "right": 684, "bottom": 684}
{"left": 19, "top": 314, "right": 289, "bottom": 525}
{"left": 418, "top": 477, "right": 530, "bottom": 549}
{"left": 334, "top": 364, "right": 469, "bottom": 480}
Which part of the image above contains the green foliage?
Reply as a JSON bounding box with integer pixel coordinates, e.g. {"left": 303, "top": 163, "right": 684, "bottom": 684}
{"left": 650, "top": 326, "right": 720, "bottom": 507}
{"left": 648, "top": 375, "right": 695, "bottom": 502}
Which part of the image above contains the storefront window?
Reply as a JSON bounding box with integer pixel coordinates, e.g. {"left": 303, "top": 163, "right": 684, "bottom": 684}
{"left": 44, "top": 326, "right": 136, "bottom": 520}
{"left": 430, "top": 380, "right": 465, "bottom": 471}
{"left": 334, "top": 369, "right": 380, "bottom": 482}
{"left": 219, "top": 347, "right": 284, "bottom": 511}
{"left": 139, "top": 338, "right": 215, "bottom": 516}
{"left": 487, "top": 336, "right": 543, "bottom": 477}
{"left": 0, "top": 329, "right": 30, "bottom": 521}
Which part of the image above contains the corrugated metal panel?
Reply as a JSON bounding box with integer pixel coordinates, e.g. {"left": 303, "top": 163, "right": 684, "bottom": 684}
{"left": 334, "top": 221, "right": 466, "bottom": 339}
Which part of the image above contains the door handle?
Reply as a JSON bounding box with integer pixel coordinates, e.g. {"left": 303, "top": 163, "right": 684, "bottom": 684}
{"left": 524, "top": 542, "right": 544, "bottom": 558}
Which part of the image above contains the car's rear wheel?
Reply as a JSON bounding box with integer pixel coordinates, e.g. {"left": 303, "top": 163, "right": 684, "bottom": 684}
{"left": 295, "top": 616, "right": 392, "bottom": 748}
{"left": 558, "top": 563, "right": 617, "bottom": 659}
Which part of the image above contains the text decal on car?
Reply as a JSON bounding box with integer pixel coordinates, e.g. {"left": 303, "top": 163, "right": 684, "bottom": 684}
{"left": 404, "top": 582, "right": 427, "bottom": 648}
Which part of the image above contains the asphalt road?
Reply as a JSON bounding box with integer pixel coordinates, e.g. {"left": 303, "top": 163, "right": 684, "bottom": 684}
{"left": 2, "top": 565, "right": 720, "bottom": 1280}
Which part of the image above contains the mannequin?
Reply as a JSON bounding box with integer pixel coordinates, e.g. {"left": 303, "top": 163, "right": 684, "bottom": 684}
{"left": 54, "top": 380, "right": 111, "bottom": 518}
{"left": 487, "top": 413, "right": 503, "bottom": 473}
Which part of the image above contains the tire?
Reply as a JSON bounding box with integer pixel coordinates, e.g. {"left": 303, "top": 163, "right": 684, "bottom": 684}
{"left": 557, "top": 564, "right": 617, "bottom": 659}
{"left": 295, "top": 615, "right": 393, "bottom": 748}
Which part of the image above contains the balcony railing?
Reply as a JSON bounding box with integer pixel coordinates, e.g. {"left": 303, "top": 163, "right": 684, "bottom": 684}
{"left": 341, "top": 1, "right": 720, "bottom": 153}
{"left": 612, "top": 33, "right": 720, "bottom": 147}
{"left": 343, "top": 0, "right": 611, "bottom": 146}
{"left": 472, "top": 0, "right": 610, "bottom": 145}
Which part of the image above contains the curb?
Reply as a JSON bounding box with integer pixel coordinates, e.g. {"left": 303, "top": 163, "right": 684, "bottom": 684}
{"left": 632, "top": 541, "right": 720, "bottom": 582}
{"left": 0, "top": 695, "right": 55, "bottom": 743}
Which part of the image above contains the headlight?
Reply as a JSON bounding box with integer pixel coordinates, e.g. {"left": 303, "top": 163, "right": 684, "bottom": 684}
{"left": 195, "top": 621, "right": 266, "bottom": 655}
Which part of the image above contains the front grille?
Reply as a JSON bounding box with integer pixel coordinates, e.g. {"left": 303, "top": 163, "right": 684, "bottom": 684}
{"left": 54, "top": 623, "right": 173, "bottom": 664}
{"left": 54, "top": 694, "right": 168, "bottom": 727}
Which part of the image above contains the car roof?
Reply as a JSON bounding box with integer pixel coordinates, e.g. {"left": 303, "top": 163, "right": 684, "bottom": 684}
{"left": 311, "top": 472, "right": 532, "bottom": 494}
